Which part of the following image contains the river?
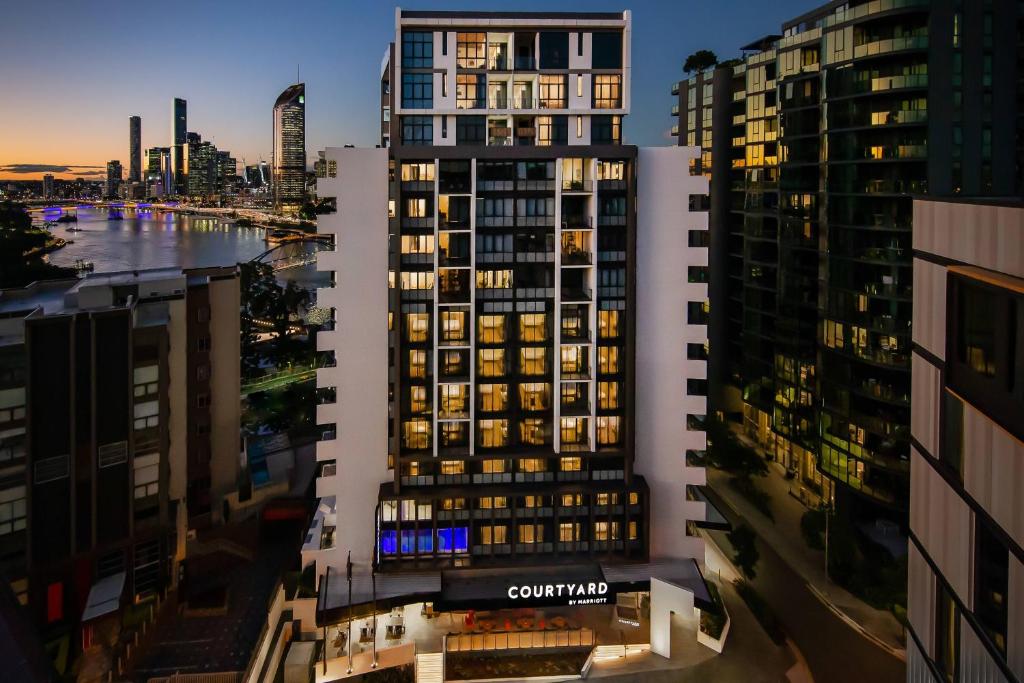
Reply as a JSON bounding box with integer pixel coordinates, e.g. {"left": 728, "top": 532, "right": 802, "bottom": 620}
{"left": 41, "top": 206, "right": 327, "bottom": 292}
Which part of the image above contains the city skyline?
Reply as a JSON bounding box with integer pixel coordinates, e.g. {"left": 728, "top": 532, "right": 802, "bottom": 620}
{"left": 0, "top": 0, "right": 811, "bottom": 180}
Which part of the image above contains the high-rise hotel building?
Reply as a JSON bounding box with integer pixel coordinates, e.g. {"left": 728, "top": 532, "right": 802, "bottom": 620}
{"left": 308, "top": 9, "right": 719, "bottom": 667}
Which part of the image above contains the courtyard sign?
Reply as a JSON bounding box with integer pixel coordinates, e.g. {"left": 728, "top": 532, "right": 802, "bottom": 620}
{"left": 507, "top": 581, "right": 610, "bottom": 605}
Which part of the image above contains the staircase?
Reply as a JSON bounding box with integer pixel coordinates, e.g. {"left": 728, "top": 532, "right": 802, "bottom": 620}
{"left": 415, "top": 652, "right": 444, "bottom": 683}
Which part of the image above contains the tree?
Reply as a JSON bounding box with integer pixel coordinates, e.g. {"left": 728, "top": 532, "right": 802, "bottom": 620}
{"left": 728, "top": 524, "right": 760, "bottom": 579}
{"left": 684, "top": 49, "right": 719, "bottom": 74}
{"left": 0, "top": 201, "right": 75, "bottom": 288}
{"left": 705, "top": 415, "right": 767, "bottom": 477}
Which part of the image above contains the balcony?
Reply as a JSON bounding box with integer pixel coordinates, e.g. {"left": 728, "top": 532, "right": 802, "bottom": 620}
{"left": 560, "top": 286, "right": 592, "bottom": 304}
{"left": 561, "top": 179, "right": 593, "bottom": 193}
{"left": 671, "top": 104, "right": 679, "bottom": 116}
{"left": 562, "top": 215, "right": 593, "bottom": 230}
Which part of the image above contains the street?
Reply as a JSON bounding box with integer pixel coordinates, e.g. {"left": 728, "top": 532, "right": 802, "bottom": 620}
{"left": 705, "top": 508, "right": 905, "bottom": 683}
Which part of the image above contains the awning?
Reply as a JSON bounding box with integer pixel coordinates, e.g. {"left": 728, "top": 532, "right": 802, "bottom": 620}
{"left": 687, "top": 484, "right": 732, "bottom": 531}
{"left": 316, "top": 558, "right": 714, "bottom": 625}
{"left": 81, "top": 572, "right": 125, "bottom": 623}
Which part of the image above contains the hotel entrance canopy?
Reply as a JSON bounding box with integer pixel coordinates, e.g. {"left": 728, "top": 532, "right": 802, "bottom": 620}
{"left": 316, "top": 558, "right": 712, "bottom": 626}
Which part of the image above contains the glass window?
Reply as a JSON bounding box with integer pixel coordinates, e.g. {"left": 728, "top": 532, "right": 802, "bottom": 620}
{"left": 591, "top": 32, "right": 622, "bottom": 69}
{"left": 592, "top": 75, "right": 622, "bottom": 108}
{"left": 478, "top": 349, "right": 506, "bottom": 377}
{"left": 596, "top": 416, "right": 620, "bottom": 445}
{"left": 402, "top": 73, "right": 433, "bottom": 109}
{"left": 520, "top": 418, "right": 550, "bottom": 445}
{"left": 539, "top": 32, "right": 569, "bottom": 69}
{"left": 592, "top": 115, "right": 621, "bottom": 144}
{"left": 519, "top": 383, "right": 550, "bottom": 411}
{"left": 478, "top": 419, "right": 509, "bottom": 447}
{"left": 934, "top": 582, "right": 959, "bottom": 682}
{"left": 456, "top": 74, "right": 486, "bottom": 109}
{"left": 456, "top": 32, "right": 486, "bottom": 68}
{"left": 456, "top": 116, "right": 486, "bottom": 145}
{"left": 478, "top": 315, "right": 506, "bottom": 343}
{"left": 519, "top": 313, "right": 548, "bottom": 342}
{"left": 0, "top": 486, "right": 27, "bottom": 536}
{"left": 598, "top": 310, "right": 621, "bottom": 338}
{"left": 401, "top": 162, "right": 435, "bottom": 181}
{"left": 975, "top": 519, "right": 1009, "bottom": 656}
{"left": 520, "top": 347, "right": 548, "bottom": 376}
{"left": 539, "top": 75, "right": 567, "bottom": 109}
{"left": 402, "top": 31, "right": 433, "bottom": 68}
{"left": 404, "top": 312, "right": 429, "bottom": 343}
{"left": 518, "top": 523, "right": 544, "bottom": 544}
{"left": 537, "top": 116, "right": 568, "bottom": 146}
{"left": 402, "top": 419, "right": 430, "bottom": 449}
{"left": 441, "top": 310, "right": 467, "bottom": 344}
{"left": 598, "top": 346, "right": 620, "bottom": 374}
{"left": 560, "top": 522, "right": 580, "bottom": 542}
{"left": 597, "top": 381, "right": 620, "bottom": 410}
{"left": 957, "top": 280, "right": 997, "bottom": 376}
{"left": 478, "top": 384, "right": 508, "bottom": 412}
{"left": 401, "top": 116, "right": 433, "bottom": 145}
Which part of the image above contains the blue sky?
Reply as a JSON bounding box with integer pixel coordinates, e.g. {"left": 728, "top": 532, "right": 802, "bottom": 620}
{"left": 0, "top": 0, "right": 810, "bottom": 177}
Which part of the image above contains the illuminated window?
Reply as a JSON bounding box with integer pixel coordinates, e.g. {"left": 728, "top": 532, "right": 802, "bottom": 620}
{"left": 592, "top": 75, "right": 622, "bottom": 108}
{"left": 596, "top": 161, "right": 624, "bottom": 180}
{"left": 439, "top": 384, "right": 468, "bottom": 418}
{"left": 519, "top": 458, "right": 546, "bottom": 473}
{"left": 478, "top": 419, "right": 508, "bottom": 447}
{"left": 560, "top": 346, "right": 586, "bottom": 374}
{"left": 456, "top": 32, "right": 486, "bottom": 68}
{"left": 405, "top": 312, "right": 430, "bottom": 342}
{"left": 598, "top": 346, "right": 620, "bottom": 374}
{"left": 456, "top": 74, "right": 486, "bottom": 109}
{"left": 628, "top": 521, "right": 638, "bottom": 540}
{"left": 408, "top": 350, "right": 428, "bottom": 379}
{"left": 629, "top": 492, "right": 639, "bottom": 505}
{"left": 597, "top": 381, "right": 620, "bottom": 410}
{"left": 598, "top": 310, "right": 620, "bottom": 338}
{"left": 560, "top": 456, "right": 581, "bottom": 471}
{"left": 400, "top": 271, "right": 434, "bottom": 290}
{"left": 539, "top": 75, "right": 566, "bottom": 108}
{"left": 440, "top": 423, "right": 467, "bottom": 447}
{"left": 561, "top": 493, "right": 582, "bottom": 506}
{"left": 478, "top": 384, "right": 508, "bottom": 412}
{"left": 519, "top": 313, "right": 548, "bottom": 342}
{"left": 518, "top": 524, "right": 544, "bottom": 544}
{"left": 401, "top": 235, "right": 434, "bottom": 256}
{"left": 442, "top": 498, "right": 466, "bottom": 510}
{"left": 402, "top": 419, "right": 431, "bottom": 449}
{"left": 401, "top": 162, "right": 435, "bottom": 181}
{"left": 519, "top": 418, "right": 549, "bottom": 445}
{"left": 409, "top": 386, "right": 429, "bottom": 413}
{"left": 478, "top": 315, "right": 506, "bottom": 343}
{"left": 594, "top": 521, "right": 620, "bottom": 541}
{"left": 380, "top": 499, "right": 397, "bottom": 521}
{"left": 520, "top": 347, "right": 548, "bottom": 376}
{"left": 596, "top": 416, "right": 620, "bottom": 445}
{"left": 405, "top": 197, "right": 428, "bottom": 218}
{"left": 440, "top": 310, "right": 467, "bottom": 344}
{"left": 560, "top": 522, "right": 580, "bottom": 542}
{"left": 479, "top": 496, "right": 507, "bottom": 509}
{"left": 518, "top": 383, "right": 550, "bottom": 411}
{"left": 478, "top": 349, "right": 506, "bottom": 377}
{"left": 476, "top": 269, "right": 512, "bottom": 289}
{"left": 482, "top": 459, "right": 506, "bottom": 474}
{"left": 560, "top": 417, "right": 588, "bottom": 446}
{"left": 480, "top": 525, "right": 508, "bottom": 545}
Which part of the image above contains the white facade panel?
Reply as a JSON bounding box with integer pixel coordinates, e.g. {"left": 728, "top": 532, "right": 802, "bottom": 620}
{"left": 315, "top": 147, "right": 392, "bottom": 575}
{"left": 1010, "top": 553, "right": 1024, "bottom": 680}
{"left": 962, "top": 399, "right": 1024, "bottom": 550}
{"left": 914, "top": 200, "right": 1024, "bottom": 279}
{"left": 911, "top": 352, "right": 941, "bottom": 460}
{"left": 907, "top": 540, "right": 936, "bottom": 658}
{"left": 911, "top": 257, "right": 947, "bottom": 361}
{"left": 960, "top": 615, "right": 1011, "bottom": 683}
{"left": 634, "top": 146, "right": 709, "bottom": 561}
{"left": 910, "top": 446, "right": 973, "bottom": 602}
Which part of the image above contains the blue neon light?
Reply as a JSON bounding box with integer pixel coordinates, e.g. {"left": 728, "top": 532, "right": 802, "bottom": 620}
{"left": 380, "top": 530, "right": 397, "bottom": 554}
{"left": 437, "top": 527, "right": 469, "bottom": 553}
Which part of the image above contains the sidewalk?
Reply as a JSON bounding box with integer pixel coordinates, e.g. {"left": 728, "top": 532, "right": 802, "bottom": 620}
{"left": 705, "top": 462, "right": 906, "bottom": 656}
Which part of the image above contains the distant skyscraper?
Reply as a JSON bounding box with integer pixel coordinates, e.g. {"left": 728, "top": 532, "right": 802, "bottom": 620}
{"left": 171, "top": 98, "right": 187, "bottom": 194}
{"left": 272, "top": 83, "right": 305, "bottom": 213}
{"left": 129, "top": 115, "right": 142, "bottom": 183}
{"left": 41, "top": 174, "right": 54, "bottom": 199}
{"left": 105, "top": 160, "right": 122, "bottom": 198}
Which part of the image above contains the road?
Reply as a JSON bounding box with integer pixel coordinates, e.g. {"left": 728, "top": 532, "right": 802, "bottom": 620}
{"left": 704, "top": 490, "right": 905, "bottom": 683}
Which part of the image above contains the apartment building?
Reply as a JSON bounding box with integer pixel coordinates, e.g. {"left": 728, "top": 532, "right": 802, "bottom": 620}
{"left": 906, "top": 199, "right": 1023, "bottom": 683}
{"left": 674, "top": 0, "right": 1024, "bottom": 519}
{"left": 307, "top": 9, "right": 718, "bottom": 672}
{"left": 0, "top": 267, "right": 240, "bottom": 639}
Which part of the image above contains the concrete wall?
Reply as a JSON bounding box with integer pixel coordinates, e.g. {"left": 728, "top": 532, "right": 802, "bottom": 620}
{"left": 649, "top": 577, "right": 698, "bottom": 659}
{"left": 634, "top": 146, "right": 709, "bottom": 561}
{"left": 209, "top": 273, "right": 242, "bottom": 517}
{"left": 315, "top": 147, "right": 392, "bottom": 575}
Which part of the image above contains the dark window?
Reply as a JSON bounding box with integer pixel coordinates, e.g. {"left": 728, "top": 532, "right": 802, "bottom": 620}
{"left": 947, "top": 274, "right": 1024, "bottom": 441}
{"left": 401, "top": 116, "right": 433, "bottom": 145}
{"left": 591, "top": 32, "right": 622, "bottom": 69}
{"left": 592, "top": 115, "right": 621, "bottom": 144}
{"left": 537, "top": 116, "right": 567, "bottom": 146}
{"left": 456, "top": 74, "right": 485, "bottom": 109}
{"left": 687, "top": 343, "right": 708, "bottom": 360}
{"left": 402, "top": 31, "right": 433, "bottom": 68}
{"left": 441, "top": 31, "right": 447, "bottom": 56}
{"left": 456, "top": 116, "right": 486, "bottom": 146}
{"left": 441, "top": 116, "right": 447, "bottom": 139}
{"left": 940, "top": 391, "right": 964, "bottom": 480}
{"left": 539, "top": 32, "right": 569, "bottom": 69}
{"left": 934, "top": 582, "right": 959, "bottom": 683}
{"left": 975, "top": 518, "right": 1009, "bottom": 657}
{"left": 402, "top": 73, "right": 433, "bottom": 109}
{"left": 577, "top": 32, "right": 584, "bottom": 57}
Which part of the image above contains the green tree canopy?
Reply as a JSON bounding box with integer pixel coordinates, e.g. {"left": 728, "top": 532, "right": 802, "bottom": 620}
{"left": 0, "top": 201, "right": 76, "bottom": 289}
{"left": 683, "top": 49, "right": 719, "bottom": 74}
{"left": 728, "top": 524, "right": 760, "bottom": 579}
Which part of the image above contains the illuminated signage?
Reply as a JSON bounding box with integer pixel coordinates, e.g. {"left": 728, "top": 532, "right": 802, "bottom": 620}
{"left": 507, "top": 582, "right": 609, "bottom": 605}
